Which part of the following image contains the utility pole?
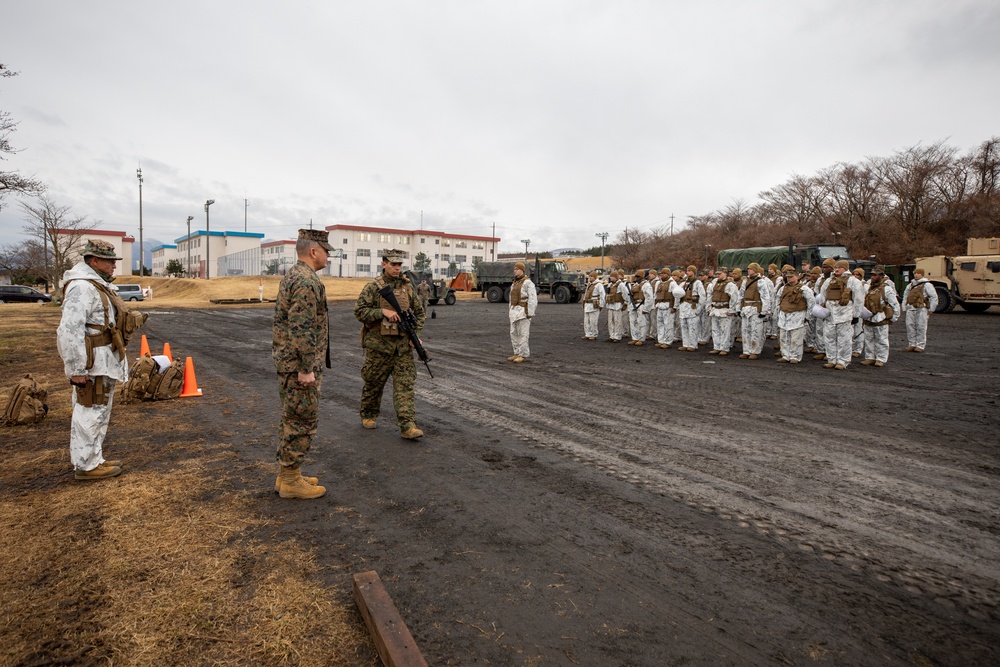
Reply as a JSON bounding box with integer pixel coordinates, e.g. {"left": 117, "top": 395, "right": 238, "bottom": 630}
{"left": 595, "top": 231, "right": 609, "bottom": 270}
{"left": 521, "top": 239, "right": 530, "bottom": 261}
{"left": 204, "top": 199, "right": 215, "bottom": 279}
{"left": 669, "top": 213, "right": 675, "bottom": 236}
{"left": 186, "top": 216, "right": 194, "bottom": 277}
{"left": 136, "top": 166, "right": 144, "bottom": 276}
{"left": 244, "top": 198, "right": 249, "bottom": 233}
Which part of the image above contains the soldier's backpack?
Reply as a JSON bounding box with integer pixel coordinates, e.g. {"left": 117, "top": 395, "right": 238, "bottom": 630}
{"left": 1, "top": 374, "right": 49, "bottom": 426}
{"left": 122, "top": 354, "right": 185, "bottom": 403}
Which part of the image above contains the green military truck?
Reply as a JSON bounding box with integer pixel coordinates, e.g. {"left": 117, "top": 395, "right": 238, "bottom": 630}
{"left": 404, "top": 270, "right": 457, "bottom": 305}
{"left": 716, "top": 242, "right": 876, "bottom": 275}
{"left": 477, "top": 257, "right": 587, "bottom": 304}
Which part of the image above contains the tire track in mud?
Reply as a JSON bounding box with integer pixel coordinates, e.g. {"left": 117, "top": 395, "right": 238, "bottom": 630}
{"left": 419, "top": 331, "right": 1000, "bottom": 624}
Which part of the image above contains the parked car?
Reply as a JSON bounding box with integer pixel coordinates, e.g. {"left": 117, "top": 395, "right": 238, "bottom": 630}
{"left": 114, "top": 284, "right": 145, "bottom": 301}
{"left": 0, "top": 285, "right": 52, "bottom": 303}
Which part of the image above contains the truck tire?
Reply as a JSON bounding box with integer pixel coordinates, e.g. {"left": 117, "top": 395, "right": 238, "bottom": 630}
{"left": 504, "top": 286, "right": 511, "bottom": 303}
{"left": 934, "top": 285, "right": 955, "bottom": 313}
{"left": 960, "top": 302, "right": 991, "bottom": 313}
{"left": 428, "top": 298, "right": 440, "bottom": 306}
{"left": 486, "top": 286, "right": 504, "bottom": 303}
{"left": 554, "top": 285, "right": 571, "bottom": 304}
{"left": 444, "top": 292, "right": 456, "bottom": 306}
{"left": 570, "top": 290, "right": 581, "bottom": 303}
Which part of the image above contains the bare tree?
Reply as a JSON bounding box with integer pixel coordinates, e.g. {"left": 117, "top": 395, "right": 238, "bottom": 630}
{"left": 869, "top": 142, "right": 957, "bottom": 241}
{"left": 758, "top": 174, "right": 829, "bottom": 234}
{"left": 20, "top": 197, "right": 97, "bottom": 290}
{"left": 0, "top": 64, "right": 45, "bottom": 212}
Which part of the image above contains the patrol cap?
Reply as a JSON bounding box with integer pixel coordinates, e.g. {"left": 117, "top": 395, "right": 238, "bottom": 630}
{"left": 82, "top": 239, "right": 123, "bottom": 261}
{"left": 835, "top": 259, "right": 850, "bottom": 270}
{"left": 748, "top": 262, "right": 763, "bottom": 274}
{"left": 822, "top": 258, "right": 836, "bottom": 268}
{"left": 872, "top": 265, "right": 886, "bottom": 275}
{"left": 781, "top": 264, "right": 796, "bottom": 275}
{"left": 514, "top": 261, "right": 526, "bottom": 271}
{"left": 716, "top": 266, "right": 728, "bottom": 273}
{"left": 299, "top": 229, "right": 334, "bottom": 252}
{"left": 382, "top": 248, "right": 405, "bottom": 263}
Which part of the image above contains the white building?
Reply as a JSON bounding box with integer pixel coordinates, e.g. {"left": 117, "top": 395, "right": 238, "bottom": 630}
{"left": 174, "top": 230, "right": 265, "bottom": 278}
{"left": 150, "top": 244, "right": 178, "bottom": 276}
{"left": 58, "top": 229, "right": 135, "bottom": 278}
{"left": 326, "top": 224, "right": 499, "bottom": 278}
{"left": 261, "top": 240, "right": 300, "bottom": 275}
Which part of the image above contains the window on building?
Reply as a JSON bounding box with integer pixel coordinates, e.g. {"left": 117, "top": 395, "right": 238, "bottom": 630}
{"left": 442, "top": 239, "right": 450, "bottom": 247}
{"left": 441, "top": 254, "right": 450, "bottom": 262}
{"left": 420, "top": 237, "right": 426, "bottom": 244}
{"left": 435, "top": 239, "right": 440, "bottom": 245}
{"left": 342, "top": 238, "right": 348, "bottom": 244}
{"left": 472, "top": 241, "right": 484, "bottom": 250}
{"left": 455, "top": 255, "right": 467, "bottom": 263}
{"left": 356, "top": 264, "right": 371, "bottom": 273}
{"left": 357, "top": 232, "right": 370, "bottom": 242}
{"left": 378, "top": 233, "right": 390, "bottom": 243}
{"left": 456, "top": 241, "right": 467, "bottom": 248}
{"left": 397, "top": 235, "right": 410, "bottom": 244}
{"left": 357, "top": 248, "right": 371, "bottom": 257}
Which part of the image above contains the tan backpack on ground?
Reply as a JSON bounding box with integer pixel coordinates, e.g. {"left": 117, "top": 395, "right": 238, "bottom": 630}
{"left": 1, "top": 374, "right": 49, "bottom": 426}
{"left": 121, "top": 355, "right": 185, "bottom": 403}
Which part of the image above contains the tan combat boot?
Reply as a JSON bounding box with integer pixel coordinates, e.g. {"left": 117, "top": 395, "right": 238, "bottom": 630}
{"left": 277, "top": 466, "right": 326, "bottom": 499}
{"left": 401, "top": 426, "right": 424, "bottom": 440}
{"left": 362, "top": 418, "right": 377, "bottom": 429}
{"left": 75, "top": 461, "right": 122, "bottom": 481}
{"left": 274, "top": 464, "right": 318, "bottom": 494}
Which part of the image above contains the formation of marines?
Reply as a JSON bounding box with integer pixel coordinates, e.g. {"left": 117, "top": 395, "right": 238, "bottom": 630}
{"left": 580, "top": 261, "right": 938, "bottom": 368}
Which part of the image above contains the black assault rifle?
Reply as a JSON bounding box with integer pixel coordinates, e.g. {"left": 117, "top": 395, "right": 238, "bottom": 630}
{"left": 377, "top": 285, "right": 433, "bottom": 378}
{"left": 623, "top": 280, "right": 642, "bottom": 312}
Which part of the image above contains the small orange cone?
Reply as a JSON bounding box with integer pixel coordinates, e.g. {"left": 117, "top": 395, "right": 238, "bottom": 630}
{"left": 140, "top": 334, "right": 151, "bottom": 357}
{"left": 179, "top": 356, "right": 203, "bottom": 397}
{"left": 162, "top": 342, "right": 173, "bottom": 363}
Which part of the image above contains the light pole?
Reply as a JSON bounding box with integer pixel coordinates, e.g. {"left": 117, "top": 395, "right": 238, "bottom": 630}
{"left": 704, "top": 244, "right": 712, "bottom": 269}
{"left": 136, "top": 167, "right": 144, "bottom": 277}
{"left": 204, "top": 199, "right": 215, "bottom": 279}
{"left": 595, "top": 231, "right": 609, "bottom": 270}
{"left": 186, "top": 216, "right": 194, "bottom": 277}
{"left": 521, "top": 238, "right": 530, "bottom": 261}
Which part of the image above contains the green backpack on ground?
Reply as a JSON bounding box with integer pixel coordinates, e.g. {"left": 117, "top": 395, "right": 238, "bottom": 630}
{"left": 1, "top": 374, "right": 49, "bottom": 426}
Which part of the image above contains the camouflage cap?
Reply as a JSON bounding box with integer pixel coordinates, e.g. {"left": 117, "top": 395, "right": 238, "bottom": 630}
{"left": 298, "top": 228, "right": 334, "bottom": 252}
{"left": 872, "top": 265, "right": 886, "bottom": 275}
{"left": 82, "top": 239, "right": 123, "bottom": 260}
{"left": 716, "top": 266, "right": 728, "bottom": 273}
{"left": 382, "top": 248, "right": 406, "bottom": 263}
{"left": 781, "top": 264, "right": 796, "bottom": 275}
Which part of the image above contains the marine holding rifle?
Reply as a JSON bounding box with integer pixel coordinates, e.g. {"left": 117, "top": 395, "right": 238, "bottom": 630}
{"left": 354, "top": 249, "right": 426, "bottom": 440}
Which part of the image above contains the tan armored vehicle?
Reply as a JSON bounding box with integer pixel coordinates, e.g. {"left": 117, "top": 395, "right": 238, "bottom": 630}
{"left": 914, "top": 237, "right": 1000, "bottom": 313}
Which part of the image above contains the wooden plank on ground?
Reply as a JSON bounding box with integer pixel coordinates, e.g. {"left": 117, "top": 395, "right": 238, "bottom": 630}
{"left": 353, "top": 570, "right": 428, "bottom": 667}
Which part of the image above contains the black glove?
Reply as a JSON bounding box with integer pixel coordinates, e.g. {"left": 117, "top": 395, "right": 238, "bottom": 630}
{"left": 851, "top": 317, "right": 859, "bottom": 324}
{"left": 758, "top": 313, "right": 767, "bottom": 319}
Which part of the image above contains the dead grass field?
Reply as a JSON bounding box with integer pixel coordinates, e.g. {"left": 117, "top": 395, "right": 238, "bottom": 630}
{"left": 0, "top": 305, "right": 376, "bottom": 666}
{"left": 112, "top": 275, "right": 482, "bottom": 308}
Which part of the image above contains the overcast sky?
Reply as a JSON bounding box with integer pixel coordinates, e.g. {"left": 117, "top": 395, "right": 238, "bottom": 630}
{"left": 2, "top": 0, "right": 998, "bottom": 259}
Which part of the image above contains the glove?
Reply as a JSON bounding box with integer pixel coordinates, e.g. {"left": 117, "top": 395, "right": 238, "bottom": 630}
{"left": 851, "top": 317, "right": 859, "bottom": 324}
{"left": 758, "top": 313, "right": 767, "bottom": 319}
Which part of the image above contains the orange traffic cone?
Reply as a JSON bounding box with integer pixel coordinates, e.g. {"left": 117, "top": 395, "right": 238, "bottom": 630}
{"left": 162, "top": 342, "right": 173, "bottom": 363}
{"left": 140, "top": 334, "right": 151, "bottom": 357}
{"left": 179, "top": 356, "right": 203, "bottom": 397}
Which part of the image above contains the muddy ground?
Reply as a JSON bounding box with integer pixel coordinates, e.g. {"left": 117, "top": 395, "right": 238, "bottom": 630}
{"left": 145, "top": 298, "right": 999, "bottom": 666}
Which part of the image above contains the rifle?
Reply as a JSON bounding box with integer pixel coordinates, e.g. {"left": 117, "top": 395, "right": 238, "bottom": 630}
{"left": 377, "top": 285, "right": 433, "bottom": 378}
{"left": 623, "top": 281, "right": 641, "bottom": 312}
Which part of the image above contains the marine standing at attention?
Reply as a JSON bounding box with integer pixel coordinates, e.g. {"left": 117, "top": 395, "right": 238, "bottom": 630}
{"left": 272, "top": 229, "right": 332, "bottom": 499}
{"left": 355, "top": 249, "right": 426, "bottom": 439}
{"left": 506, "top": 261, "right": 537, "bottom": 362}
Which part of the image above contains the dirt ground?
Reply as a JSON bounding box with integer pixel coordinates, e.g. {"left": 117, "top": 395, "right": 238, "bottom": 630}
{"left": 119, "top": 296, "right": 997, "bottom": 666}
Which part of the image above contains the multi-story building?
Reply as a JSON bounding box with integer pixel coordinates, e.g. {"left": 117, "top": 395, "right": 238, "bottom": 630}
{"left": 174, "top": 230, "right": 265, "bottom": 278}
{"left": 57, "top": 229, "right": 136, "bottom": 278}
{"left": 260, "top": 240, "right": 301, "bottom": 275}
{"left": 326, "top": 224, "right": 499, "bottom": 278}
{"left": 150, "top": 244, "right": 178, "bottom": 276}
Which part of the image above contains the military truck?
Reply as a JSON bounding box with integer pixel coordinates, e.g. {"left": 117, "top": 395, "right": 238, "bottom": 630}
{"left": 477, "top": 257, "right": 587, "bottom": 304}
{"left": 716, "top": 242, "right": 876, "bottom": 275}
{"left": 913, "top": 237, "right": 1000, "bottom": 313}
{"left": 404, "top": 270, "right": 457, "bottom": 306}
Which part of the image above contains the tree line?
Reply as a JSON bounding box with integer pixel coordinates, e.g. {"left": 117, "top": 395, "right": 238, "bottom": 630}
{"left": 611, "top": 138, "right": 1000, "bottom": 270}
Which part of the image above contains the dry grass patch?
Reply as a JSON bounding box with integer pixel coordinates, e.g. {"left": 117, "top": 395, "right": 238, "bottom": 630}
{"left": 0, "top": 307, "right": 376, "bottom": 666}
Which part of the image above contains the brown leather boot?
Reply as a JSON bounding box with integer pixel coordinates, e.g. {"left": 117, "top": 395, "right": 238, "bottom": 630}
{"left": 75, "top": 462, "right": 122, "bottom": 481}
{"left": 274, "top": 464, "right": 318, "bottom": 493}
{"left": 401, "top": 426, "right": 424, "bottom": 440}
{"left": 277, "top": 465, "right": 326, "bottom": 499}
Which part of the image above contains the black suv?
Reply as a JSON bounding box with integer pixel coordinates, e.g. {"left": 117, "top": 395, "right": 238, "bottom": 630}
{"left": 0, "top": 285, "right": 52, "bottom": 303}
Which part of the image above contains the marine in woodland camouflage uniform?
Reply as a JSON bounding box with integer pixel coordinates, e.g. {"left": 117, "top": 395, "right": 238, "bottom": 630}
{"left": 354, "top": 249, "right": 426, "bottom": 439}
{"left": 272, "top": 229, "right": 332, "bottom": 499}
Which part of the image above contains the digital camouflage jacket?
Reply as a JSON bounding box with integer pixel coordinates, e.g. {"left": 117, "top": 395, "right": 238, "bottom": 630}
{"left": 272, "top": 261, "right": 330, "bottom": 373}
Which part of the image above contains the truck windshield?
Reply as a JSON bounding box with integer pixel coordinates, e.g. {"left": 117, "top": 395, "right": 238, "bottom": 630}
{"left": 817, "top": 246, "right": 850, "bottom": 260}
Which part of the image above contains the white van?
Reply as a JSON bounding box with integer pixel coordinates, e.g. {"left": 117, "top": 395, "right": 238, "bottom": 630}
{"left": 114, "top": 284, "right": 145, "bottom": 301}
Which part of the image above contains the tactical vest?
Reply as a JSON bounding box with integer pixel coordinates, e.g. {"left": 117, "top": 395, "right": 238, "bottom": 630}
{"left": 907, "top": 281, "right": 928, "bottom": 308}
{"left": 510, "top": 276, "right": 528, "bottom": 311}
{"left": 779, "top": 283, "right": 807, "bottom": 313}
{"left": 584, "top": 282, "right": 600, "bottom": 305}
{"left": 62, "top": 279, "right": 148, "bottom": 370}
{"left": 824, "top": 275, "right": 853, "bottom": 306}
{"left": 629, "top": 281, "right": 645, "bottom": 305}
{"left": 711, "top": 279, "right": 732, "bottom": 308}
{"left": 741, "top": 276, "right": 763, "bottom": 312}
{"left": 655, "top": 280, "right": 675, "bottom": 306}
{"left": 682, "top": 279, "right": 700, "bottom": 305}
{"left": 376, "top": 275, "right": 413, "bottom": 336}
{"left": 864, "top": 280, "right": 894, "bottom": 324}
{"left": 607, "top": 280, "right": 623, "bottom": 304}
